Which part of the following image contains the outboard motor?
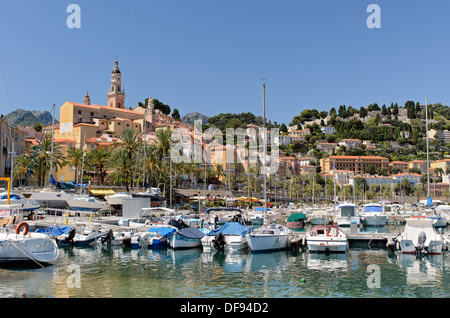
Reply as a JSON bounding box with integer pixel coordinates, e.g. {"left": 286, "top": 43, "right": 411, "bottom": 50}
{"left": 213, "top": 233, "right": 226, "bottom": 251}
{"left": 63, "top": 228, "right": 76, "bottom": 245}
{"left": 101, "top": 229, "right": 114, "bottom": 245}
{"left": 417, "top": 231, "right": 427, "bottom": 254}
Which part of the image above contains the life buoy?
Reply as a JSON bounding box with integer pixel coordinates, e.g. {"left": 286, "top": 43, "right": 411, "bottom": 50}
{"left": 15, "top": 222, "right": 30, "bottom": 235}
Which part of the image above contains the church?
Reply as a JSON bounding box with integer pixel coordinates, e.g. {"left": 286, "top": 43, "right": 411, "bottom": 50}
{"left": 54, "top": 59, "right": 190, "bottom": 146}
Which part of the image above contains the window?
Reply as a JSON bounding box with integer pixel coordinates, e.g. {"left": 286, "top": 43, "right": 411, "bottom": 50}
{"left": 78, "top": 110, "right": 82, "bottom": 115}
{"left": 91, "top": 144, "right": 94, "bottom": 149}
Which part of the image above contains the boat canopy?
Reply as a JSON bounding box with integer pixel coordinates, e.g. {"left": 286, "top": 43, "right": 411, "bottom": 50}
{"left": 206, "top": 222, "right": 249, "bottom": 238}
{"left": 287, "top": 213, "right": 306, "bottom": 222}
{"left": 364, "top": 205, "right": 383, "bottom": 213}
{"left": 36, "top": 225, "right": 72, "bottom": 236}
{"left": 339, "top": 204, "right": 357, "bottom": 217}
{"left": 178, "top": 227, "right": 205, "bottom": 239}
{"left": 146, "top": 227, "right": 176, "bottom": 238}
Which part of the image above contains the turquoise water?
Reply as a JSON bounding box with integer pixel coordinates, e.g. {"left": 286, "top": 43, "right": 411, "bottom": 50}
{"left": 0, "top": 226, "right": 448, "bottom": 299}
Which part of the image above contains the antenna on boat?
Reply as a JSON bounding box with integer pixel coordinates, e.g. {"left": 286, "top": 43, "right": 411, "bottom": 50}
{"left": 262, "top": 80, "right": 267, "bottom": 219}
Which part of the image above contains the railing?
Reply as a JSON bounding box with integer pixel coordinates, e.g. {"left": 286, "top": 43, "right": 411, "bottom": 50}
{"left": 34, "top": 208, "right": 103, "bottom": 226}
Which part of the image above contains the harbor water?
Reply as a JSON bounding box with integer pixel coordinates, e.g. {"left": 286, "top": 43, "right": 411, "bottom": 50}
{"left": 0, "top": 225, "right": 448, "bottom": 299}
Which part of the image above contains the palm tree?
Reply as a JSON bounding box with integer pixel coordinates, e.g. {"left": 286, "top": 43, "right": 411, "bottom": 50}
{"left": 13, "top": 154, "right": 32, "bottom": 186}
{"left": 86, "top": 149, "right": 110, "bottom": 185}
{"left": 154, "top": 129, "right": 172, "bottom": 160}
{"left": 30, "top": 138, "right": 66, "bottom": 186}
{"left": 107, "top": 149, "right": 135, "bottom": 191}
{"left": 67, "top": 147, "right": 83, "bottom": 183}
{"left": 114, "top": 129, "right": 142, "bottom": 159}
{"left": 214, "top": 164, "right": 225, "bottom": 184}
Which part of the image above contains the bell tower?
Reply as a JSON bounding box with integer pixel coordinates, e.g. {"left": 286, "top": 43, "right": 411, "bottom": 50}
{"left": 107, "top": 59, "right": 126, "bottom": 108}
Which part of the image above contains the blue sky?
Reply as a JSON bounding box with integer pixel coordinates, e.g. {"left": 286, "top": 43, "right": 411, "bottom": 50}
{"left": 1, "top": 0, "right": 450, "bottom": 125}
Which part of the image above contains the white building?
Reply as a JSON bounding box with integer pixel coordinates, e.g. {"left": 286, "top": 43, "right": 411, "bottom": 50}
{"left": 320, "top": 126, "right": 336, "bottom": 135}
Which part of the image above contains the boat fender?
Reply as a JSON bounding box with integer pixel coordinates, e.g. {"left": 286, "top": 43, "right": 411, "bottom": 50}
{"left": 15, "top": 222, "right": 29, "bottom": 235}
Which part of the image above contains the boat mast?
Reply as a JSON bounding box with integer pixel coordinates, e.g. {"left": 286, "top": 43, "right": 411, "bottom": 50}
{"left": 333, "top": 159, "right": 337, "bottom": 213}
{"left": 49, "top": 103, "right": 55, "bottom": 187}
{"left": 262, "top": 82, "right": 267, "bottom": 217}
{"left": 425, "top": 95, "right": 431, "bottom": 203}
{"left": 79, "top": 133, "right": 86, "bottom": 195}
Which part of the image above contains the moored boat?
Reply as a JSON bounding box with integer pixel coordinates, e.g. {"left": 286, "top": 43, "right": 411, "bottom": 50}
{"left": 362, "top": 203, "right": 388, "bottom": 227}
{"left": 168, "top": 227, "right": 205, "bottom": 249}
{"left": 201, "top": 222, "right": 250, "bottom": 252}
{"left": 0, "top": 221, "right": 59, "bottom": 264}
{"left": 67, "top": 197, "right": 107, "bottom": 212}
{"left": 306, "top": 224, "right": 348, "bottom": 253}
{"left": 286, "top": 212, "right": 307, "bottom": 230}
{"left": 245, "top": 223, "right": 293, "bottom": 252}
{"left": 336, "top": 203, "right": 360, "bottom": 227}
{"left": 397, "top": 216, "right": 443, "bottom": 255}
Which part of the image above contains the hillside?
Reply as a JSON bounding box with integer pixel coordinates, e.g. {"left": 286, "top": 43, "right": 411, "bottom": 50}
{"left": 181, "top": 112, "right": 209, "bottom": 125}
{"left": 4, "top": 108, "right": 58, "bottom": 128}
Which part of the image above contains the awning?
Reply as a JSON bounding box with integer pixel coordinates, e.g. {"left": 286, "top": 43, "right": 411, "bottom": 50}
{"left": 90, "top": 189, "right": 116, "bottom": 196}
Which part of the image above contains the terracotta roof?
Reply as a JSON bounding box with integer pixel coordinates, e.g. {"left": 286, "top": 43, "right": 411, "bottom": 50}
{"left": 327, "top": 155, "right": 388, "bottom": 160}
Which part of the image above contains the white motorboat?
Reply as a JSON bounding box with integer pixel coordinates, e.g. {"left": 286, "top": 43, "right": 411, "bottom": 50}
{"left": 67, "top": 197, "right": 107, "bottom": 212}
{"left": 105, "top": 192, "right": 132, "bottom": 210}
{"left": 130, "top": 226, "right": 177, "bottom": 249}
{"left": 0, "top": 192, "right": 39, "bottom": 213}
{"left": 201, "top": 222, "right": 250, "bottom": 252}
{"left": 58, "top": 224, "right": 108, "bottom": 247}
{"left": 336, "top": 203, "right": 360, "bottom": 227}
{"left": 306, "top": 224, "right": 348, "bottom": 253}
{"left": 168, "top": 227, "right": 205, "bottom": 249}
{"left": 25, "top": 189, "right": 84, "bottom": 209}
{"left": 397, "top": 216, "right": 443, "bottom": 255}
{"left": 131, "top": 188, "right": 164, "bottom": 206}
{"left": 0, "top": 222, "right": 59, "bottom": 264}
{"left": 309, "top": 210, "right": 330, "bottom": 225}
{"left": 362, "top": 203, "right": 388, "bottom": 227}
{"left": 245, "top": 223, "right": 293, "bottom": 252}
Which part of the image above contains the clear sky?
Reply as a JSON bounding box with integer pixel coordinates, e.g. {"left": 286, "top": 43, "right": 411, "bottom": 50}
{"left": 1, "top": 0, "right": 450, "bottom": 125}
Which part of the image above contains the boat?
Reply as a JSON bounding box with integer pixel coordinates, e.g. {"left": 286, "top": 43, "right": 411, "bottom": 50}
{"left": 118, "top": 207, "right": 176, "bottom": 227}
{"left": 25, "top": 189, "right": 85, "bottom": 209}
{"left": 308, "top": 210, "right": 330, "bottom": 225}
{"left": 58, "top": 224, "right": 109, "bottom": 247}
{"left": 336, "top": 203, "right": 360, "bottom": 227}
{"left": 247, "top": 208, "right": 267, "bottom": 226}
{"left": 131, "top": 187, "right": 164, "bottom": 207}
{"left": 201, "top": 222, "right": 250, "bottom": 252}
{"left": 286, "top": 212, "right": 307, "bottom": 230}
{"left": 168, "top": 227, "right": 205, "bottom": 249}
{"left": 104, "top": 192, "right": 132, "bottom": 210}
{"left": 205, "top": 207, "right": 249, "bottom": 228}
{"left": 245, "top": 223, "right": 293, "bottom": 252}
{"left": 0, "top": 221, "right": 59, "bottom": 264}
{"left": 361, "top": 203, "right": 388, "bottom": 227}
{"left": 306, "top": 224, "right": 348, "bottom": 253}
{"left": 0, "top": 192, "right": 40, "bottom": 214}
{"left": 66, "top": 197, "right": 107, "bottom": 212}
{"left": 130, "top": 226, "right": 177, "bottom": 249}
{"left": 397, "top": 216, "right": 443, "bottom": 255}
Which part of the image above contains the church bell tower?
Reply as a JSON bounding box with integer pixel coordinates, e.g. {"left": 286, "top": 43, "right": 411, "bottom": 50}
{"left": 107, "top": 59, "right": 126, "bottom": 108}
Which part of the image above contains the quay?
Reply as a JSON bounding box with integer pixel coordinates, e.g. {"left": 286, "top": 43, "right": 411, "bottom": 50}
{"left": 28, "top": 208, "right": 402, "bottom": 251}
